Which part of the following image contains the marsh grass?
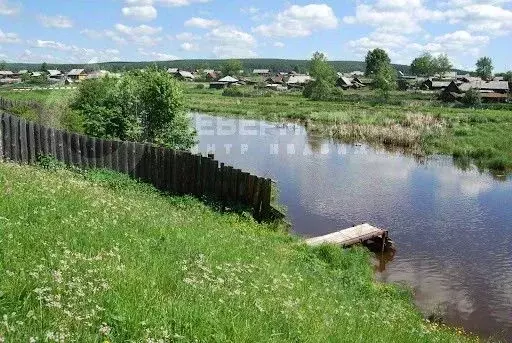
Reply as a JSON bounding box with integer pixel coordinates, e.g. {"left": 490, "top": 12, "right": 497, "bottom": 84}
{"left": 0, "top": 162, "right": 478, "bottom": 342}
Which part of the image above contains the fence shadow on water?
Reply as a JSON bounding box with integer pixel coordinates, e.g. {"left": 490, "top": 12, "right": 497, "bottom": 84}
{"left": 0, "top": 110, "right": 274, "bottom": 222}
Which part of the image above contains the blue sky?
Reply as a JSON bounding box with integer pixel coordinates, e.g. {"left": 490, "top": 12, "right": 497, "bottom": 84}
{"left": 0, "top": 0, "right": 511, "bottom": 71}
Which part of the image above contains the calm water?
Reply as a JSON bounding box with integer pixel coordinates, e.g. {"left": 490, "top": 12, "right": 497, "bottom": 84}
{"left": 192, "top": 113, "right": 512, "bottom": 341}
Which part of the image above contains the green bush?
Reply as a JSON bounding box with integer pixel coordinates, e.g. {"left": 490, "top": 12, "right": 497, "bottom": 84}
{"left": 195, "top": 83, "right": 205, "bottom": 89}
{"left": 71, "top": 68, "right": 196, "bottom": 150}
{"left": 461, "top": 88, "right": 482, "bottom": 107}
{"left": 303, "top": 80, "right": 342, "bottom": 101}
{"left": 222, "top": 87, "right": 245, "bottom": 97}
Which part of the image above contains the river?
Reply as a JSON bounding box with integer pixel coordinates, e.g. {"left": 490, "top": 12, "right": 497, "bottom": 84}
{"left": 192, "top": 113, "right": 512, "bottom": 341}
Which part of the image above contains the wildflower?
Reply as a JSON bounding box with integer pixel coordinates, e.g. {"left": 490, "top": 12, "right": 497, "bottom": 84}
{"left": 52, "top": 270, "right": 63, "bottom": 284}
{"left": 99, "top": 323, "right": 111, "bottom": 335}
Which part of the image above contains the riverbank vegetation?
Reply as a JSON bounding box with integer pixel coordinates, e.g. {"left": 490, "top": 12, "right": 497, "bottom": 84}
{"left": 1, "top": 84, "right": 511, "bottom": 174}
{"left": 0, "top": 161, "right": 477, "bottom": 342}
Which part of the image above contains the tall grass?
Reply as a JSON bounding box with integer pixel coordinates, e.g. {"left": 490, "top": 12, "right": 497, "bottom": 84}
{"left": 0, "top": 162, "right": 476, "bottom": 342}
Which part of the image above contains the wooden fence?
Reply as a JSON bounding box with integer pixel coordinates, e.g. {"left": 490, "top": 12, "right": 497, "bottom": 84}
{"left": 0, "top": 111, "right": 274, "bottom": 221}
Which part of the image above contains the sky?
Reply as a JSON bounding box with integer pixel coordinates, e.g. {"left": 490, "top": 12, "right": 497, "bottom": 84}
{"left": 0, "top": 0, "right": 511, "bottom": 71}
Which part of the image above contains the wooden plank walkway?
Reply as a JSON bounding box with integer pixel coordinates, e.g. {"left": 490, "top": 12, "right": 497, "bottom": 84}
{"left": 306, "top": 223, "right": 388, "bottom": 250}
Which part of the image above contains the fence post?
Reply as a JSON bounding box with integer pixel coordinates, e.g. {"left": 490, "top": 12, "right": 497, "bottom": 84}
{"left": 127, "top": 142, "right": 136, "bottom": 177}
{"left": 252, "top": 177, "right": 263, "bottom": 221}
{"left": 18, "top": 118, "right": 28, "bottom": 164}
{"left": 133, "top": 143, "right": 145, "bottom": 180}
{"left": 48, "top": 127, "right": 57, "bottom": 158}
{"left": 9, "top": 115, "right": 19, "bottom": 162}
{"left": 170, "top": 150, "right": 177, "bottom": 193}
{"left": 0, "top": 113, "right": 5, "bottom": 161}
{"left": 95, "top": 138, "right": 103, "bottom": 169}
{"left": 103, "top": 139, "right": 112, "bottom": 170}
{"left": 261, "top": 178, "right": 272, "bottom": 220}
{"left": 27, "top": 121, "right": 36, "bottom": 164}
{"left": 80, "top": 134, "right": 88, "bottom": 169}
{"left": 88, "top": 137, "right": 97, "bottom": 169}
{"left": 55, "top": 130, "right": 64, "bottom": 162}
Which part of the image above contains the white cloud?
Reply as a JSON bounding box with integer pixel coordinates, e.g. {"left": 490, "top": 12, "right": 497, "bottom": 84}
{"left": 0, "top": 29, "right": 20, "bottom": 43}
{"left": 28, "top": 40, "right": 121, "bottom": 63}
{"left": 343, "top": 0, "right": 512, "bottom": 37}
{"left": 180, "top": 42, "right": 198, "bottom": 51}
{"left": 273, "top": 41, "right": 285, "bottom": 48}
{"left": 157, "top": 0, "right": 210, "bottom": 6}
{"left": 114, "top": 24, "right": 162, "bottom": 46}
{"left": 253, "top": 4, "right": 338, "bottom": 37}
{"left": 342, "top": 1, "right": 446, "bottom": 34}
{"left": 122, "top": 5, "right": 158, "bottom": 21}
{"left": 184, "top": 17, "right": 221, "bottom": 29}
{"left": 33, "top": 40, "right": 70, "bottom": 51}
{"left": 38, "top": 15, "right": 73, "bottom": 28}
{"left": 115, "top": 23, "right": 162, "bottom": 36}
{"left": 206, "top": 26, "right": 257, "bottom": 58}
{"left": 138, "top": 48, "right": 179, "bottom": 60}
{"left": 0, "top": 0, "right": 20, "bottom": 15}
{"left": 174, "top": 32, "right": 201, "bottom": 41}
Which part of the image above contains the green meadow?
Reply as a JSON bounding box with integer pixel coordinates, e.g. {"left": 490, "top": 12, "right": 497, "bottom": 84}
{"left": 0, "top": 162, "right": 476, "bottom": 342}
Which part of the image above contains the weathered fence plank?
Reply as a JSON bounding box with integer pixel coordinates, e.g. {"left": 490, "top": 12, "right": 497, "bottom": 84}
{"left": 80, "top": 134, "right": 89, "bottom": 169}
{"left": 127, "top": 142, "right": 136, "bottom": 178}
{"left": 1, "top": 114, "right": 10, "bottom": 161}
{"left": 18, "top": 118, "right": 28, "bottom": 164}
{"left": 10, "top": 115, "right": 20, "bottom": 162}
{"left": 27, "top": 121, "right": 36, "bottom": 164}
{"left": 87, "top": 137, "right": 96, "bottom": 169}
{"left": 48, "top": 127, "right": 57, "bottom": 158}
{"left": 103, "top": 140, "right": 112, "bottom": 170}
{"left": 0, "top": 114, "right": 4, "bottom": 161}
{"left": 54, "top": 129, "right": 64, "bottom": 162}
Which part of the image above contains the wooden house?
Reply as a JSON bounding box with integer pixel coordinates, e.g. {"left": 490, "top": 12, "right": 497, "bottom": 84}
{"left": 67, "top": 69, "right": 87, "bottom": 81}
{"left": 253, "top": 69, "right": 270, "bottom": 76}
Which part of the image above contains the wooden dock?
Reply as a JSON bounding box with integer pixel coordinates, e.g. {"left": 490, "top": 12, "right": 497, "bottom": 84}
{"left": 306, "top": 223, "right": 390, "bottom": 252}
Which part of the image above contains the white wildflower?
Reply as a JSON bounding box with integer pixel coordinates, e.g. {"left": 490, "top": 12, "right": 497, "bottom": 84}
{"left": 99, "top": 323, "right": 111, "bottom": 335}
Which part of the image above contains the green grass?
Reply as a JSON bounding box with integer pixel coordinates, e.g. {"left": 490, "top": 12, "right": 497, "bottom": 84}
{"left": 0, "top": 162, "right": 476, "bottom": 342}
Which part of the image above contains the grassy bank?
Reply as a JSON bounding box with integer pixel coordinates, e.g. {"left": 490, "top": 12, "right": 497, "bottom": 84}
{"left": 0, "top": 162, "right": 475, "bottom": 342}
{"left": 1, "top": 87, "right": 512, "bottom": 174}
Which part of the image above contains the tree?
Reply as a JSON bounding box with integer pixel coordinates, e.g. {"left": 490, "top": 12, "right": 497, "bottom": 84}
{"left": 373, "top": 62, "right": 397, "bottom": 93}
{"left": 0, "top": 60, "right": 6, "bottom": 70}
{"left": 365, "top": 48, "right": 391, "bottom": 76}
{"left": 410, "top": 53, "right": 435, "bottom": 76}
{"left": 502, "top": 71, "right": 512, "bottom": 82}
{"left": 40, "top": 62, "right": 48, "bottom": 73}
{"left": 308, "top": 52, "right": 336, "bottom": 83}
{"left": 476, "top": 57, "right": 493, "bottom": 80}
{"left": 303, "top": 52, "right": 338, "bottom": 101}
{"left": 221, "top": 59, "right": 243, "bottom": 76}
{"left": 434, "top": 54, "right": 452, "bottom": 77}
{"left": 72, "top": 68, "right": 196, "bottom": 149}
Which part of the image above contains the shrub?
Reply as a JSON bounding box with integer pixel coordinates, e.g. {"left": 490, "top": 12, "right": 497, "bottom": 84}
{"left": 461, "top": 88, "right": 482, "bottom": 107}
{"left": 71, "top": 68, "right": 196, "bottom": 150}
{"left": 195, "top": 83, "right": 205, "bottom": 89}
{"left": 222, "top": 87, "right": 245, "bottom": 97}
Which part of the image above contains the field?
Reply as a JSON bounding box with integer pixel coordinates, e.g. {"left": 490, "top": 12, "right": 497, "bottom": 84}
{"left": 1, "top": 86, "right": 512, "bottom": 174}
{"left": 0, "top": 161, "right": 476, "bottom": 342}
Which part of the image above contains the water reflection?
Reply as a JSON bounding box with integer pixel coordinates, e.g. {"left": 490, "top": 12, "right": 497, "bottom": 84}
{"left": 192, "top": 113, "right": 512, "bottom": 341}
